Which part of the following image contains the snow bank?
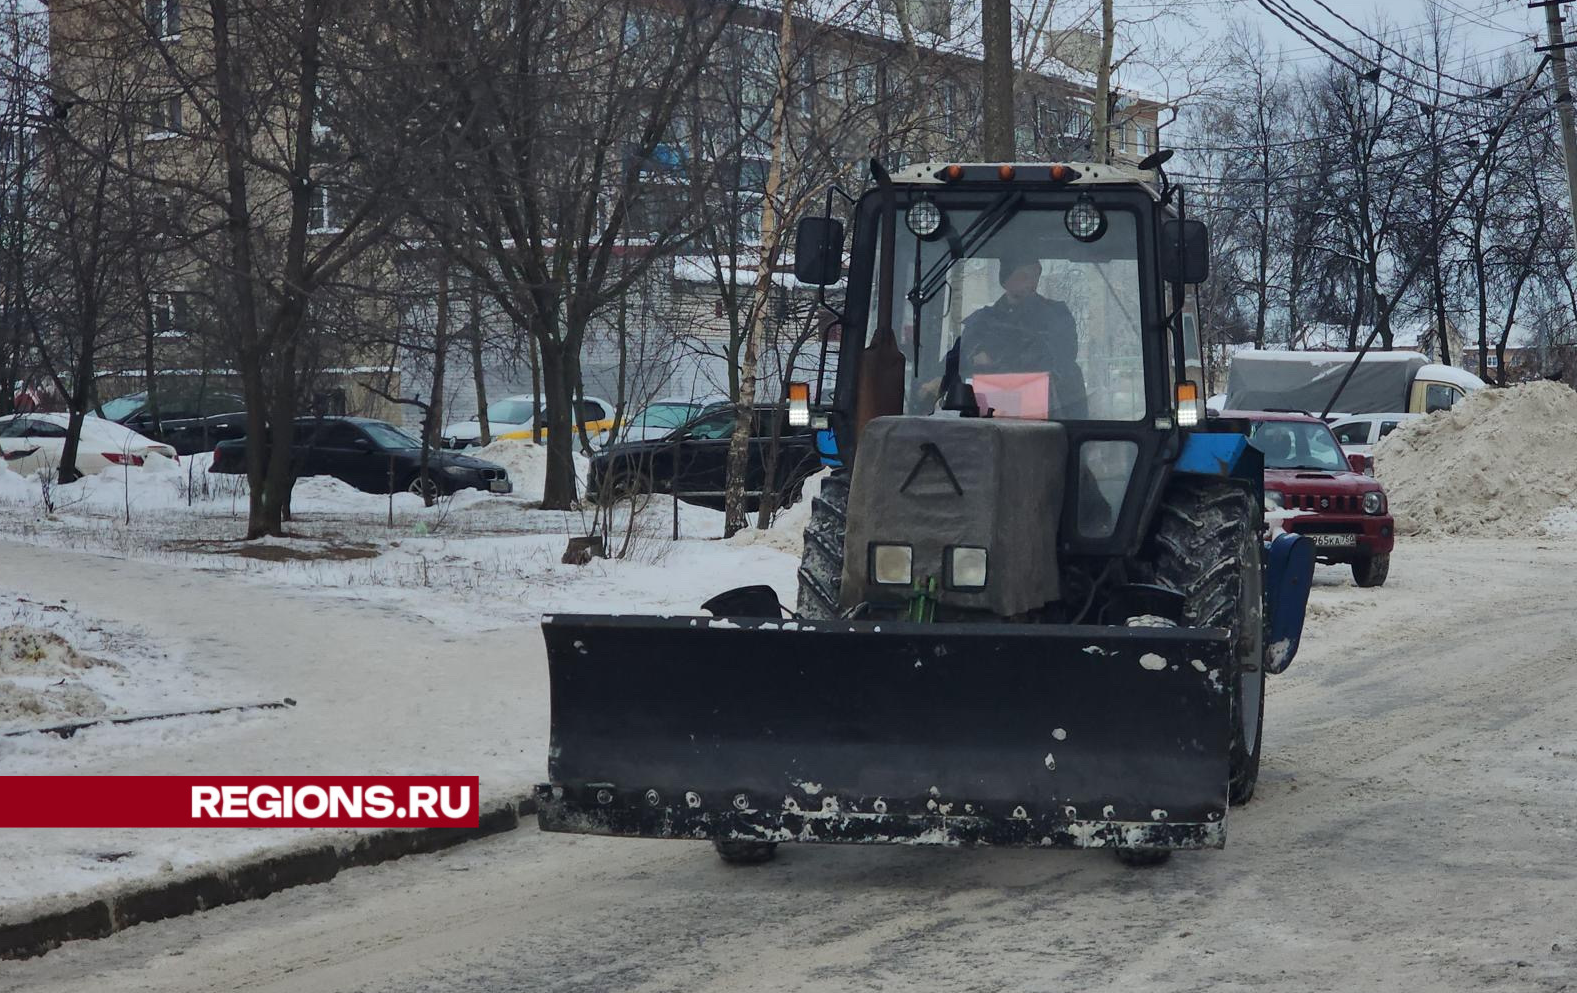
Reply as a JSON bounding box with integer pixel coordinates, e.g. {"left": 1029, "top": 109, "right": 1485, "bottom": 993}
{"left": 0, "top": 463, "right": 32, "bottom": 504}
{"left": 1375, "top": 380, "right": 1577, "bottom": 537}
{"left": 0, "top": 625, "right": 119, "bottom": 725}
{"left": 469, "top": 437, "right": 591, "bottom": 503}
{"left": 726, "top": 469, "right": 825, "bottom": 557}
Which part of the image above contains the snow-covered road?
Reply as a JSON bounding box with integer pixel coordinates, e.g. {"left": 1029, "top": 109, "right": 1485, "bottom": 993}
{"left": 6, "top": 537, "right": 1577, "bottom": 991}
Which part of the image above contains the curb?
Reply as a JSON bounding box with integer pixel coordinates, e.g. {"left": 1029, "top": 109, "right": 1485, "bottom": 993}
{"left": 0, "top": 794, "right": 536, "bottom": 962}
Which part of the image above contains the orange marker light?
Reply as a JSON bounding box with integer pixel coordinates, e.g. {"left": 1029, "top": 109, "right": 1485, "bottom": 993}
{"left": 788, "top": 382, "right": 811, "bottom": 427}
{"left": 997, "top": 164, "right": 1016, "bottom": 181}
{"left": 1176, "top": 382, "right": 1201, "bottom": 426}
{"left": 1050, "top": 164, "right": 1071, "bottom": 181}
{"left": 943, "top": 164, "right": 964, "bottom": 181}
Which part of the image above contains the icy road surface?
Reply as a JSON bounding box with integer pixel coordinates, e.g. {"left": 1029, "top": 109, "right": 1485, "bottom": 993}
{"left": 7, "top": 539, "right": 1577, "bottom": 991}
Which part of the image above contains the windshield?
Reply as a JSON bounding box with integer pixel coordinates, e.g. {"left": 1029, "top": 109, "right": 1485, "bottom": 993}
{"left": 100, "top": 394, "right": 145, "bottom": 421}
{"left": 1249, "top": 420, "right": 1348, "bottom": 472}
{"left": 363, "top": 422, "right": 422, "bottom": 449}
{"left": 874, "top": 202, "right": 1147, "bottom": 422}
{"left": 486, "top": 399, "right": 535, "bottom": 425}
{"left": 632, "top": 402, "right": 698, "bottom": 430}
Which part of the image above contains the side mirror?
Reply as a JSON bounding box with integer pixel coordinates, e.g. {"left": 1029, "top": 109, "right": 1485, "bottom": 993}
{"left": 353, "top": 437, "right": 374, "bottom": 451}
{"left": 1160, "top": 218, "right": 1210, "bottom": 284}
{"left": 1347, "top": 452, "right": 1372, "bottom": 475}
{"left": 793, "top": 216, "right": 844, "bottom": 286}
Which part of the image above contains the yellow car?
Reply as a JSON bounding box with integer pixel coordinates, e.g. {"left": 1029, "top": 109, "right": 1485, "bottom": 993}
{"left": 497, "top": 396, "right": 618, "bottom": 444}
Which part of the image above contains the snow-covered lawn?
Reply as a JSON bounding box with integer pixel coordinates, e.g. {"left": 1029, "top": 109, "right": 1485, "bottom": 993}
{"left": 0, "top": 446, "right": 805, "bottom": 918}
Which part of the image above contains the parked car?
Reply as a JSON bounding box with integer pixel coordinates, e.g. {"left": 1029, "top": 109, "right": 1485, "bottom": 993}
{"left": 1330, "top": 412, "right": 1422, "bottom": 462}
{"left": 439, "top": 395, "right": 536, "bottom": 449}
{"left": 0, "top": 413, "right": 177, "bottom": 477}
{"left": 210, "top": 417, "right": 512, "bottom": 497}
{"left": 442, "top": 394, "right": 618, "bottom": 448}
{"left": 611, "top": 395, "right": 729, "bottom": 444}
{"left": 1234, "top": 409, "right": 1395, "bottom": 587}
{"left": 495, "top": 396, "right": 618, "bottom": 446}
{"left": 99, "top": 388, "right": 249, "bottom": 456}
{"left": 588, "top": 405, "right": 820, "bottom": 510}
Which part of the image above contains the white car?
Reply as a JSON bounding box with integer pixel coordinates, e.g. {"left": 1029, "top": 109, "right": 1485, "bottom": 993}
{"left": 611, "top": 395, "right": 728, "bottom": 444}
{"left": 441, "top": 394, "right": 617, "bottom": 448}
{"left": 0, "top": 412, "right": 178, "bottom": 477}
{"left": 1329, "top": 413, "right": 1422, "bottom": 458}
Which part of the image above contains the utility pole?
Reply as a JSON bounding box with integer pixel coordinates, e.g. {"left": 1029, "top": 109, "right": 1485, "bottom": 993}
{"left": 1536, "top": 0, "right": 1577, "bottom": 230}
{"left": 981, "top": 0, "right": 1014, "bottom": 159}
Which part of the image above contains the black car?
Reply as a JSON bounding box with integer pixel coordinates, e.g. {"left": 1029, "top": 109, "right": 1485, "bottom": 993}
{"left": 589, "top": 405, "right": 821, "bottom": 510}
{"left": 100, "top": 388, "right": 250, "bottom": 456}
{"left": 210, "top": 416, "right": 512, "bottom": 497}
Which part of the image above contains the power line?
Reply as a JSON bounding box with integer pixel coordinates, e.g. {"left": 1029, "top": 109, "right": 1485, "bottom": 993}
{"left": 1257, "top": 0, "right": 1486, "bottom": 102}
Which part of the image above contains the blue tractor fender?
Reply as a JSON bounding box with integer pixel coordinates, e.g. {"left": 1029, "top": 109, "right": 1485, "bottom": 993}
{"left": 1264, "top": 531, "right": 1315, "bottom": 674}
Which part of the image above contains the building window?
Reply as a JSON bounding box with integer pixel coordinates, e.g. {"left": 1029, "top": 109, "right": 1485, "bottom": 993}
{"left": 149, "top": 94, "right": 181, "bottom": 136}
{"left": 149, "top": 291, "right": 188, "bottom": 338}
{"left": 1136, "top": 122, "right": 1152, "bottom": 157}
{"left": 823, "top": 52, "right": 846, "bottom": 102}
{"left": 146, "top": 0, "right": 180, "bottom": 37}
{"left": 309, "top": 181, "right": 345, "bottom": 233}
{"left": 850, "top": 62, "right": 876, "bottom": 105}
{"left": 1486, "top": 353, "right": 1499, "bottom": 369}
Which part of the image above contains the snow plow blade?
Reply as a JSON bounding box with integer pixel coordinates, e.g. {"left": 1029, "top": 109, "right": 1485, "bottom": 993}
{"left": 536, "top": 615, "right": 1233, "bottom": 850}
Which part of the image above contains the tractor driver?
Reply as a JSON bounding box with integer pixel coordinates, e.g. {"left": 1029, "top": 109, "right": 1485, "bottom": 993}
{"left": 940, "top": 252, "right": 1088, "bottom": 419}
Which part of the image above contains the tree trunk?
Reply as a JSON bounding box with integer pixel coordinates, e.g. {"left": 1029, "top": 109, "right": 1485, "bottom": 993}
{"left": 56, "top": 322, "right": 96, "bottom": 485}
{"left": 470, "top": 278, "right": 490, "bottom": 446}
{"left": 419, "top": 264, "right": 449, "bottom": 507}
{"left": 980, "top": 0, "right": 1014, "bottom": 159}
{"left": 538, "top": 336, "right": 577, "bottom": 509}
{"left": 723, "top": 0, "right": 794, "bottom": 538}
{"left": 1090, "top": 0, "right": 1116, "bottom": 164}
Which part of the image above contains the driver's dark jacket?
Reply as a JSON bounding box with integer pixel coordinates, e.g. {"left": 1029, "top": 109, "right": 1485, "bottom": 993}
{"left": 943, "top": 293, "right": 1087, "bottom": 419}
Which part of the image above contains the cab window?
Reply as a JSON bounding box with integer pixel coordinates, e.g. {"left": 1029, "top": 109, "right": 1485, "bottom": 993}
{"left": 1331, "top": 420, "right": 1372, "bottom": 446}
{"left": 1424, "top": 383, "right": 1460, "bottom": 413}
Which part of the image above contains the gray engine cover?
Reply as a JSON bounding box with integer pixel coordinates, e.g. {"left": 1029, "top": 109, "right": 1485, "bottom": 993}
{"left": 842, "top": 416, "right": 1068, "bottom": 616}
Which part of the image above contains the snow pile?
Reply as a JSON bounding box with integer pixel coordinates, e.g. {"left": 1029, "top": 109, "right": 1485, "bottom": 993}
{"left": 468, "top": 437, "right": 591, "bottom": 503}
{"left": 0, "top": 463, "right": 32, "bottom": 504}
{"left": 0, "top": 625, "right": 121, "bottom": 725}
{"left": 727, "top": 469, "right": 825, "bottom": 556}
{"left": 471, "top": 437, "right": 548, "bottom": 499}
{"left": 1374, "top": 380, "right": 1577, "bottom": 536}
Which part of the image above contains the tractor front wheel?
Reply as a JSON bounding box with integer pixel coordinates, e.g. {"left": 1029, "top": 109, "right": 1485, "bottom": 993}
{"left": 795, "top": 470, "right": 850, "bottom": 619}
{"left": 1143, "top": 479, "right": 1265, "bottom": 806}
{"left": 713, "top": 839, "right": 778, "bottom": 864}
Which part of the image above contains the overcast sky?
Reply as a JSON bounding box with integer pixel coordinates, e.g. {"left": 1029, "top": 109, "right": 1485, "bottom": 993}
{"left": 1118, "top": 0, "right": 1548, "bottom": 101}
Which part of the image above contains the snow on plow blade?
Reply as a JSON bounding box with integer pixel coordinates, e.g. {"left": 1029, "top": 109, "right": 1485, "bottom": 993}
{"left": 536, "top": 615, "right": 1233, "bottom": 850}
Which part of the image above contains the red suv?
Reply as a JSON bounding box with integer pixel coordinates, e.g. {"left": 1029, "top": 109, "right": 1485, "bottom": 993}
{"left": 1229, "top": 410, "right": 1395, "bottom": 588}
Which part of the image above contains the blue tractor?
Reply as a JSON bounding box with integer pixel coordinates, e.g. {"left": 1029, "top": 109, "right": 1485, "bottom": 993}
{"left": 536, "top": 156, "right": 1316, "bottom": 865}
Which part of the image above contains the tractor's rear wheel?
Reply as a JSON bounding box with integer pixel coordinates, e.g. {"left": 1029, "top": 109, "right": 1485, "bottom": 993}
{"left": 795, "top": 470, "right": 850, "bottom": 619}
{"left": 1142, "top": 479, "right": 1265, "bottom": 806}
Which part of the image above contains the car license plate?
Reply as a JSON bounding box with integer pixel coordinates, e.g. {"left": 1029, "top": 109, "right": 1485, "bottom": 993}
{"left": 1307, "top": 533, "right": 1357, "bottom": 547}
{"left": 489, "top": 480, "right": 510, "bottom": 493}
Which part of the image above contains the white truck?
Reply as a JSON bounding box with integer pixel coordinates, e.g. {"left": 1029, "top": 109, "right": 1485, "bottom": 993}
{"left": 1224, "top": 350, "right": 1485, "bottom": 421}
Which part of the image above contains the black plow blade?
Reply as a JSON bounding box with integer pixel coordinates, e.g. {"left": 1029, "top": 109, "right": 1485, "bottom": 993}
{"left": 537, "top": 615, "right": 1234, "bottom": 850}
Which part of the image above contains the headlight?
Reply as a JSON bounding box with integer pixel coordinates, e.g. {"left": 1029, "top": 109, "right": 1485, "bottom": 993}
{"left": 1065, "top": 193, "right": 1107, "bottom": 242}
{"left": 441, "top": 465, "right": 470, "bottom": 477}
{"left": 870, "top": 543, "right": 913, "bottom": 585}
{"left": 1265, "top": 490, "right": 1284, "bottom": 511}
{"left": 1363, "top": 491, "right": 1384, "bottom": 515}
{"left": 947, "top": 546, "right": 988, "bottom": 590}
{"left": 905, "top": 197, "right": 943, "bottom": 238}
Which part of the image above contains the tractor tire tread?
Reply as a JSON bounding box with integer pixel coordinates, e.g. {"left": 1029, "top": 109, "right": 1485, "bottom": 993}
{"left": 796, "top": 470, "right": 850, "bottom": 619}
{"left": 1137, "top": 477, "right": 1264, "bottom": 806}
